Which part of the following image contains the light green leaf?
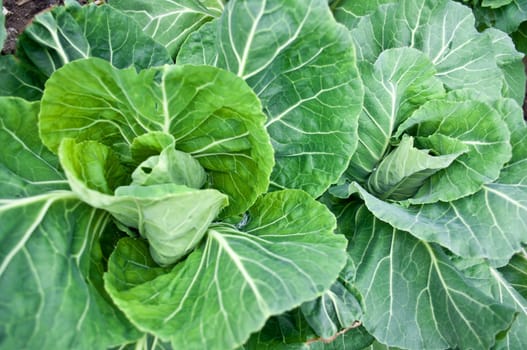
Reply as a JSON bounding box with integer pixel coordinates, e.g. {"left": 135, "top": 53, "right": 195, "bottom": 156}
{"left": 486, "top": 28, "right": 527, "bottom": 106}
{"left": 440, "top": 88, "right": 527, "bottom": 164}
{"left": 105, "top": 190, "right": 348, "bottom": 350}
{"left": 108, "top": 0, "right": 224, "bottom": 57}
{"left": 16, "top": 4, "right": 171, "bottom": 78}
{"left": 493, "top": 98, "right": 527, "bottom": 164}
{"left": 347, "top": 206, "right": 515, "bottom": 349}
{"left": 349, "top": 0, "right": 505, "bottom": 99}
{"left": 481, "top": 0, "right": 515, "bottom": 8}
{"left": 118, "top": 334, "right": 174, "bottom": 350}
{"left": 40, "top": 58, "right": 274, "bottom": 216}
{"left": 58, "top": 138, "right": 228, "bottom": 266}
{"left": 396, "top": 99, "right": 511, "bottom": 203}
{"left": 178, "top": 0, "right": 364, "bottom": 197}
{"left": 131, "top": 143, "right": 206, "bottom": 189}
{"left": 453, "top": 255, "right": 527, "bottom": 349}
{"left": 345, "top": 47, "right": 444, "bottom": 182}
{"left": 0, "top": 97, "right": 139, "bottom": 349}
{"left": 331, "top": 0, "right": 395, "bottom": 29}
{"left": 490, "top": 263, "right": 527, "bottom": 349}
{"left": 367, "top": 135, "right": 465, "bottom": 201}
{"left": 348, "top": 159, "right": 527, "bottom": 261}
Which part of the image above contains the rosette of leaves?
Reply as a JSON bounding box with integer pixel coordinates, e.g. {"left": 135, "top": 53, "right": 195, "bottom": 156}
{"left": 0, "top": 57, "right": 349, "bottom": 349}
{"left": 242, "top": 0, "right": 527, "bottom": 349}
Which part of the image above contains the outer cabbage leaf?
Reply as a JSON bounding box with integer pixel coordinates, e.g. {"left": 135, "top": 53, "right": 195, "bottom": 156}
{"left": 39, "top": 58, "right": 274, "bottom": 217}
{"left": 451, "top": 255, "right": 527, "bottom": 349}
{"left": 301, "top": 279, "right": 362, "bottom": 339}
{"left": 345, "top": 47, "right": 445, "bottom": 182}
{"left": 499, "top": 250, "right": 527, "bottom": 298}
{"left": 0, "top": 97, "right": 139, "bottom": 349}
{"left": 485, "top": 28, "right": 526, "bottom": 106}
{"left": 105, "top": 190, "right": 348, "bottom": 350}
{"left": 471, "top": 0, "right": 527, "bottom": 33}
{"left": 16, "top": 4, "right": 171, "bottom": 79}
{"left": 241, "top": 321, "right": 374, "bottom": 350}
{"left": 331, "top": 0, "right": 395, "bottom": 28}
{"left": 349, "top": 0, "right": 505, "bottom": 99}
{"left": 107, "top": 0, "right": 224, "bottom": 57}
{"left": 346, "top": 158, "right": 527, "bottom": 261}
{"left": 178, "top": 0, "right": 364, "bottom": 197}
{"left": 0, "top": 55, "right": 46, "bottom": 100}
{"left": 347, "top": 206, "right": 515, "bottom": 349}
{"left": 490, "top": 263, "right": 527, "bottom": 349}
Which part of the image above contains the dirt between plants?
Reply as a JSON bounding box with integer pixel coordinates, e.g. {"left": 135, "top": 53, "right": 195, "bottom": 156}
{"left": 2, "top": 0, "right": 67, "bottom": 54}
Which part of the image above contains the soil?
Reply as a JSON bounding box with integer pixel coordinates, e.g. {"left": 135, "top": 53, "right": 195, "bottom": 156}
{"left": 2, "top": 1, "right": 527, "bottom": 119}
{"left": 2, "top": 0, "right": 65, "bottom": 54}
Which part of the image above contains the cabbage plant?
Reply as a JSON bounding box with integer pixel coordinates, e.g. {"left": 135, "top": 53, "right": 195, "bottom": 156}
{"left": 1, "top": 0, "right": 527, "bottom": 349}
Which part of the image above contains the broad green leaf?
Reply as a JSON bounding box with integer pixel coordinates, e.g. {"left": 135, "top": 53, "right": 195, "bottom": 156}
{"left": 105, "top": 190, "right": 348, "bottom": 350}
{"left": 349, "top": 0, "right": 505, "bottom": 99}
{"left": 301, "top": 278, "right": 362, "bottom": 339}
{"left": 489, "top": 264, "right": 527, "bottom": 349}
{"left": 453, "top": 256, "right": 527, "bottom": 349}
{"left": 472, "top": 0, "right": 527, "bottom": 33}
{"left": 176, "top": 20, "right": 219, "bottom": 65}
{"left": 58, "top": 139, "right": 229, "bottom": 266}
{"left": 108, "top": 0, "right": 224, "bottom": 57}
{"left": 40, "top": 58, "right": 274, "bottom": 217}
{"left": 242, "top": 323, "right": 374, "bottom": 350}
{"left": 16, "top": 4, "right": 171, "bottom": 78}
{"left": 241, "top": 309, "right": 317, "bottom": 350}
{"left": 348, "top": 159, "right": 527, "bottom": 261}
{"left": 131, "top": 144, "right": 206, "bottom": 189}
{"left": 0, "top": 98, "right": 65, "bottom": 196}
{"left": 494, "top": 98, "right": 527, "bottom": 164}
{"left": 486, "top": 28, "right": 526, "bottom": 106}
{"left": 499, "top": 250, "right": 527, "bottom": 299}
{"left": 396, "top": 99, "right": 511, "bottom": 203}
{"left": 481, "top": 0, "right": 515, "bottom": 8}
{"left": 367, "top": 136, "right": 465, "bottom": 201}
{"left": 345, "top": 47, "right": 445, "bottom": 182}
{"left": 178, "top": 0, "right": 364, "bottom": 197}
{"left": 0, "top": 55, "right": 46, "bottom": 100}
{"left": 331, "top": 0, "right": 395, "bottom": 29}
{"left": 347, "top": 206, "right": 515, "bottom": 349}
{"left": 0, "top": 97, "right": 139, "bottom": 349}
